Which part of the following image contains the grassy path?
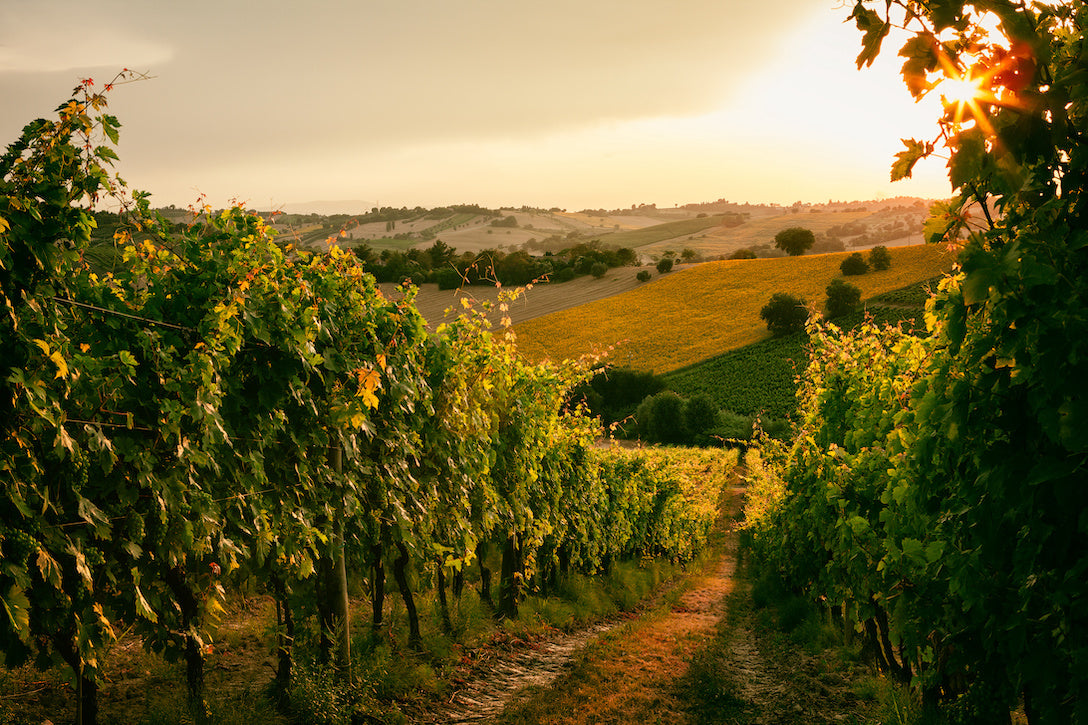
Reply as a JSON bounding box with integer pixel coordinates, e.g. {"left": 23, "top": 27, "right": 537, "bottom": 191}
{"left": 481, "top": 478, "right": 746, "bottom": 725}
{"left": 472, "top": 467, "right": 885, "bottom": 725}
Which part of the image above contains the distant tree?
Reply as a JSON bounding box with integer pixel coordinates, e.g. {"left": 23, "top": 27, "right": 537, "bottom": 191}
{"left": 681, "top": 248, "right": 698, "bottom": 262}
{"left": 869, "top": 245, "right": 892, "bottom": 270}
{"left": 427, "top": 239, "right": 457, "bottom": 268}
{"left": 636, "top": 270, "right": 652, "bottom": 282}
{"left": 590, "top": 262, "right": 608, "bottom": 279}
{"left": 656, "top": 258, "right": 674, "bottom": 274}
{"left": 825, "top": 278, "right": 861, "bottom": 318}
{"left": 840, "top": 252, "right": 869, "bottom": 276}
{"left": 729, "top": 248, "right": 756, "bottom": 260}
{"left": 642, "top": 392, "right": 687, "bottom": 444}
{"left": 683, "top": 395, "right": 719, "bottom": 445}
{"left": 490, "top": 215, "right": 518, "bottom": 228}
{"left": 352, "top": 243, "right": 375, "bottom": 264}
{"left": 615, "top": 247, "right": 638, "bottom": 266}
{"left": 774, "top": 227, "right": 816, "bottom": 256}
{"left": 760, "top": 292, "right": 808, "bottom": 336}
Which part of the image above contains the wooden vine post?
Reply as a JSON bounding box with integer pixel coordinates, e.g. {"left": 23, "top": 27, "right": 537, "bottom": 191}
{"left": 327, "top": 442, "right": 351, "bottom": 678}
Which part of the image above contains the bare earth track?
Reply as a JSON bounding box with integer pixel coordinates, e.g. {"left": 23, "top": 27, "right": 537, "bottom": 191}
{"left": 413, "top": 471, "right": 880, "bottom": 725}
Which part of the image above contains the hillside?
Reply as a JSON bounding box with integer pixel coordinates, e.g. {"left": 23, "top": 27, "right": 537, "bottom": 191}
{"left": 512, "top": 244, "right": 954, "bottom": 374}
{"left": 376, "top": 264, "right": 678, "bottom": 328}
{"left": 261, "top": 196, "right": 932, "bottom": 259}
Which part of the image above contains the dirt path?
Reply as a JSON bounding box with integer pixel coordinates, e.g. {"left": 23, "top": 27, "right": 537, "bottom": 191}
{"left": 408, "top": 480, "right": 744, "bottom": 725}
{"left": 414, "top": 474, "right": 879, "bottom": 725}
{"left": 488, "top": 483, "right": 746, "bottom": 724}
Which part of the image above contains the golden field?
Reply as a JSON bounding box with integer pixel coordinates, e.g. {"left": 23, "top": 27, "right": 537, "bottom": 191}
{"left": 513, "top": 244, "right": 956, "bottom": 374}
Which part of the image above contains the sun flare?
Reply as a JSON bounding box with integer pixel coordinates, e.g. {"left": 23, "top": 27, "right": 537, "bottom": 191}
{"left": 938, "top": 67, "right": 997, "bottom": 134}
{"left": 941, "top": 73, "right": 986, "bottom": 108}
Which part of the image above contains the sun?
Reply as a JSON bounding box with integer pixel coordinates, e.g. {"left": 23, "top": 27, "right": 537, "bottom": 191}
{"left": 938, "top": 67, "right": 996, "bottom": 134}
{"left": 941, "top": 73, "right": 986, "bottom": 108}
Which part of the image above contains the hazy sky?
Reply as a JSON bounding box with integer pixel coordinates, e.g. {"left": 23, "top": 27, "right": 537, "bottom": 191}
{"left": 1, "top": 1, "right": 953, "bottom": 211}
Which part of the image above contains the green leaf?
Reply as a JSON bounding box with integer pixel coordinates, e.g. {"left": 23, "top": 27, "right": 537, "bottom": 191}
{"left": 134, "top": 585, "right": 158, "bottom": 623}
{"left": 961, "top": 268, "right": 996, "bottom": 305}
{"left": 927, "top": 0, "right": 961, "bottom": 31}
{"left": 78, "top": 497, "right": 113, "bottom": 538}
{"left": 898, "top": 34, "right": 938, "bottom": 98}
{"left": 891, "top": 138, "right": 931, "bottom": 181}
{"left": 948, "top": 129, "right": 988, "bottom": 190}
{"left": 36, "top": 549, "right": 63, "bottom": 589}
{"left": 901, "top": 537, "right": 925, "bottom": 563}
{"left": 102, "top": 115, "right": 121, "bottom": 144}
{"left": 95, "top": 146, "right": 119, "bottom": 162}
{"left": 850, "top": 2, "right": 890, "bottom": 68}
{"left": 1, "top": 585, "right": 31, "bottom": 641}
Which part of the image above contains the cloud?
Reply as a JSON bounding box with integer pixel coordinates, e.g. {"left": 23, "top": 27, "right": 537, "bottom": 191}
{"left": 0, "top": 3, "right": 172, "bottom": 73}
{"left": 88, "top": 0, "right": 831, "bottom": 193}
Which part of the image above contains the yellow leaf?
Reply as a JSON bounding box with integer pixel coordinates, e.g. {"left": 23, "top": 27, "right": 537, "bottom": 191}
{"left": 80, "top": 343, "right": 90, "bottom": 353}
{"left": 361, "top": 388, "right": 379, "bottom": 410}
{"left": 49, "top": 351, "right": 68, "bottom": 379}
{"left": 376, "top": 353, "right": 386, "bottom": 370}
{"left": 32, "top": 339, "right": 50, "bottom": 355}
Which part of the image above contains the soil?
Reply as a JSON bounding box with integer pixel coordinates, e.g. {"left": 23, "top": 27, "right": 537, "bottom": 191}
{"left": 409, "top": 477, "right": 882, "bottom": 725}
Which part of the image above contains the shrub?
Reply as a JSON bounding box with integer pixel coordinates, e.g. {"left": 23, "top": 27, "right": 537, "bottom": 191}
{"left": 553, "top": 266, "right": 576, "bottom": 282}
{"left": 683, "top": 394, "right": 720, "bottom": 445}
{"left": 636, "top": 391, "right": 687, "bottom": 444}
{"left": 636, "top": 270, "right": 652, "bottom": 282}
{"left": 840, "top": 252, "right": 869, "bottom": 275}
{"left": 760, "top": 293, "right": 808, "bottom": 336}
{"left": 590, "top": 262, "right": 608, "bottom": 279}
{"left": 869, "top": 245, "right": 891, "bottom": 270}
{"left": 825, "top": 278, "right": 861, "bottom": 318}
{"left": 434, "top": 267, "right": 461, "bottom": 290}
{"left": 714, "top": 409, "right": 754, "bottom": 442}
{"left": 729, "top": 248, "right": 756, "bottom": 260}
{"left": 656, "top": 258, "right": 674, "bottom": 274}
{"left": 575, "top": 367, "right": 665, "bottom": 428}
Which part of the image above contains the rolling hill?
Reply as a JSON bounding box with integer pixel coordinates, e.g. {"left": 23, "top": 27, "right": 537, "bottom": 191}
{"left": 511, "top": 244, "right": 954, "bottom": 374}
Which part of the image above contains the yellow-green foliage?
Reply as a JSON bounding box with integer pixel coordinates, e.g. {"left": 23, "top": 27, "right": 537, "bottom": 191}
{"left": 514, "top": 244, "right": 952, "bottom": 373}
{"left": 628, "top": 446, "right": 738, "bottom": 559}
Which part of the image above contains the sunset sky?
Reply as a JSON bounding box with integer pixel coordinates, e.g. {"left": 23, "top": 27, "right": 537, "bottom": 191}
{"left": 1, "top": 0, "right": 954, "bottom": 212}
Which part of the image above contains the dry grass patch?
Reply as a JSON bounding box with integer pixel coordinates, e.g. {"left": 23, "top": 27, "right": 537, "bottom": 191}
{"left": 513, "top": 244, "right": 954, "bottom": 374}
